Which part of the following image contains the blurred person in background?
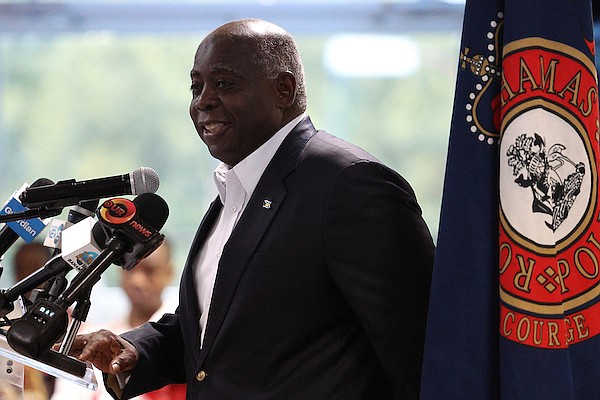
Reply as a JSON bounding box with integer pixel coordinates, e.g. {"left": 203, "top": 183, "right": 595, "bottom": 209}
{"left": 12, "top": 242, "right": 52, "bottom": 291}
{"left": 50, "top": 239, "right": 185, "bottom": 400}
{"left": 10, "top": 241, "right": 54, "bottom": 400}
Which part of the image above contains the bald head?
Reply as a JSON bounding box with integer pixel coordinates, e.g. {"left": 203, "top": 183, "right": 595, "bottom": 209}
{"left": 211, "top": 18, "right": 288, "bottom": 37}
{"left": 205, "top": 19, "right": 307, "bottom": 113}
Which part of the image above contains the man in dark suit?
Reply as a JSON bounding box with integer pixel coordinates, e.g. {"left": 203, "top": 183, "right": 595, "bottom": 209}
{"left": 71, "top": 18, "right": 435, "bottom": 399}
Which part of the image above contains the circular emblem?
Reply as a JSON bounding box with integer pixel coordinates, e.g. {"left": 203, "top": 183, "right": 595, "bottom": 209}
{"left": 98, "top": 198, "right": 137, "bottom": 225}
{"left": 498, "top": 37, "right": 600, "bottom": 348}
{"left": 500, "top": 105, "right": 594, "bottom": 253}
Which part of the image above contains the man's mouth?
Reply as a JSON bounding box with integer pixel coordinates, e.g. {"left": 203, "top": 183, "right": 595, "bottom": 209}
{"left": 203, "top": 122, "right": 228, "bottom": 135}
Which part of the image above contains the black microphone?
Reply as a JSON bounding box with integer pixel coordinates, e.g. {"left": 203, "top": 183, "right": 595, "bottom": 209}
{"left": 93, "top": 193, "right": 169, "bottom": 270}
{"left": 0, "top": 178, "right": 55, "bottom": 259}
{"left": 19, "top": 167, "right": 160, "bottom": 208}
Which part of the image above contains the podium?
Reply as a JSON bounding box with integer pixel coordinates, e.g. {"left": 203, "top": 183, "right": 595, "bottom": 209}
{"left": 0, "top": 334, "right": 97, "bottom": 398}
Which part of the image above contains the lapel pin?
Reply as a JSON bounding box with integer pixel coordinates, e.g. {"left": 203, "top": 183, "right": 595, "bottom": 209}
{"left": 262, "top": 199, "right": 273, "bottom": 209}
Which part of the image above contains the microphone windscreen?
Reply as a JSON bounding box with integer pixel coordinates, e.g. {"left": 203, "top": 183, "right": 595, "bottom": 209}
{"left": 133, "top": 193, "right": 169, "bottom": 230}
{"left": 31, "top": 178, "right": 55, "bottom": 188}
{"left": 131, "top": 167, "right": 160, "bottom": 195}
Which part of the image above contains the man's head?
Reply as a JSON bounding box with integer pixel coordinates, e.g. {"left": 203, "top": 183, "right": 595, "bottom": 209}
{"left": 189, "top": 19, "right": 307, "bottom": 166}
{"left": 12, "top": 242, "right": 51, "bottom": 282}
{"left": 120, "top": 240, "right": 173, "bottom": 318}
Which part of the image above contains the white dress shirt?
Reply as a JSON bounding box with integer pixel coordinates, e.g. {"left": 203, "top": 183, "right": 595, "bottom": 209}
{"left": 193, "top": 113, "right": 305, "bottom": 347}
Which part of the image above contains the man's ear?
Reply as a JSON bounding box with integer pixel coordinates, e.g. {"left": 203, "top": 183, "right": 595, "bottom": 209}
{"left": 276, "top": 71, "right": 297, "bottom": 109}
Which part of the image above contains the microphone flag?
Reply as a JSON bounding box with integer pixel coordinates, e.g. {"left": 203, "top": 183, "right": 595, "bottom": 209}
{"left": 61, "top": 217, "right": 101, "bottom": 270}
{"left": 420, "top": 1, "right": 600, "bottom": 399}
{"left": 1, "top": 183, "right": 47, "bottom": 243}
{"left": 43, "top": 219, "right": 67, "bottom": 250}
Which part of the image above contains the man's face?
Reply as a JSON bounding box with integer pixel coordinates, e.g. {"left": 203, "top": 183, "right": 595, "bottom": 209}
{"left": 120, "top": 244, "right": 172, "bottom": 313}
{"left": 189, "top": 34, "right": 284, "bottom": 166}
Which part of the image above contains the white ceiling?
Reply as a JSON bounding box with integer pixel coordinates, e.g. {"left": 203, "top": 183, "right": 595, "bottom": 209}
{"left": 0, "top": 1, "right": 465, "bottom": 34}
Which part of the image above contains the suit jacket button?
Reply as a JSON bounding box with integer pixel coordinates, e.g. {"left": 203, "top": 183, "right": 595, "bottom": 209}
{"left": 196, "top": 371, "right": 207, "bottom": 381}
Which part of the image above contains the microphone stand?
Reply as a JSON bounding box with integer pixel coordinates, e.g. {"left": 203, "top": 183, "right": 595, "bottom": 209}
{"left": 58, "top": 286, "right": 92, "bottom": 356}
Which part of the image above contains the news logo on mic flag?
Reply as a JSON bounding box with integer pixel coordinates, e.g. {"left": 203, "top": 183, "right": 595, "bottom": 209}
{"left": 420, "top": 1, "right": 600, "bottom": 399}
{"left": 1, "top": 184, "right": 47, "bottom": 243}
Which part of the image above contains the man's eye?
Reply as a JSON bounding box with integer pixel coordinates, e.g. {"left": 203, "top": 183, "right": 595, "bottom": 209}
{"left": 216, "top": 80, "right": 232, "bottom": 89}
{"left": 190, "top": 83, "right": 202, "bottom": 95}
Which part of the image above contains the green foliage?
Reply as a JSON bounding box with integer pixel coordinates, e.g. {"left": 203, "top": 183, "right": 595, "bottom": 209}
{"left": 0, "top": 31, "right": 459, "bottom": 285}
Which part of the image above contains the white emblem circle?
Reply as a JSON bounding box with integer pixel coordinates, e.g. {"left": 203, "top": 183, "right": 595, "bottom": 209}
{"left": 499, "top": 107, "right": 591, "bottom": 247}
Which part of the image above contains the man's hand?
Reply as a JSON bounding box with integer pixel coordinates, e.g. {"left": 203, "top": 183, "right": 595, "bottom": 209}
{"left": 68, "top": 329, "right": 138, "bottom": 374}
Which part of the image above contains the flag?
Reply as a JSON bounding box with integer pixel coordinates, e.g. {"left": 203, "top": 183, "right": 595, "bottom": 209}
{"left": 420, "top": 1, "right": 600, "bottom": 399}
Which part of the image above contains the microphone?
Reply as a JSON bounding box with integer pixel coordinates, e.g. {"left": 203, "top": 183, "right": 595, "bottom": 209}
{"left": 19, "top": 167, "right": 160, "bottom": 208}
{"left": 0, "top": 208, "right": 101, "bottom": 318}
{"left": 0, "top": 178, "right": 55, "bottom": 259}
{"left": 93, "top": 193, "right": 169, "bottom": 270}
{"left": 6, "top": 193, "right": 169, "bottom": 361}
{"left": 41, "top": 200, "right": 100, "bottom": 303}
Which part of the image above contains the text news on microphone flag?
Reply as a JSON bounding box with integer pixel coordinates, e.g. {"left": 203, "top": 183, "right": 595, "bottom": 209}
{"left": 419, "top": 1, "right": 600, "bottom": 399}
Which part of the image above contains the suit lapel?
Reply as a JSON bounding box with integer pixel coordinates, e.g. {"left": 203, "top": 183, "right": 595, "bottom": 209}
{"left": 179, "top": 197, "right": 222, "bottom": 355}
{"left": 198, "top": 117, "right": 317, "bottom": 363}
{"left": 187, "top": 198, "right": 223, "bottom": 262}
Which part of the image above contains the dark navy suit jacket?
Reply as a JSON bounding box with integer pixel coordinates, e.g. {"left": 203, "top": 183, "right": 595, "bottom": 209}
{"left": 115, "top": 117, "right": 435, "bottom": 399}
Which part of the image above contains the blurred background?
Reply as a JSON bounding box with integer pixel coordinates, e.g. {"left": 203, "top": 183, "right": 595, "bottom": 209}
{"left": 0, "top": 0, "right": 464, "bottom": 323}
